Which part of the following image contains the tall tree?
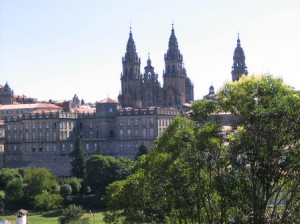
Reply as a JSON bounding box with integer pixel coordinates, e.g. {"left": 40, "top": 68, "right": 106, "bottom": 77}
{"left": 134, "top": 143, "right": 149, "bottom": 160}
{"left": 85, "top": 155, "right": 133, "bottom": 197}
{"left": 218, "top": 75, "right": 300, "bottom": 223}
{"left": 70, "top": 136, "right": 85, "bottom": 178}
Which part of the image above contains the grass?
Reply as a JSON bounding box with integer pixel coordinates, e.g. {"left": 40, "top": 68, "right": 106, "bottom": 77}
{"left": 0, "top": 209, "right": 106, "bottom": 224}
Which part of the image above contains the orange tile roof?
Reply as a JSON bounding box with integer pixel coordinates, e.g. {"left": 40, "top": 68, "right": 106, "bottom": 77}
{"left": 0, "top": 103, "right": 62, "bottom": 110}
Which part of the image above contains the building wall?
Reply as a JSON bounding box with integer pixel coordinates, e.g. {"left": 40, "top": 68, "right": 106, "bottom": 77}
{"left": 3, "top": 106, "right": 181, "bottom": 175}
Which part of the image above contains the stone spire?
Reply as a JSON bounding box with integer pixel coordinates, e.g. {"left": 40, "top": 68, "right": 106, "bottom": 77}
{"left": 231, "top": 33, "right": 248, "bottom": 81}
{"left": 119, "top": 27, "right": 142, "bottom": 108}
{"left": 165, "top": 23, "right": 183, "bottom": 62}
{"left": 123, "top": 27, "right": 140, "bottom": 65}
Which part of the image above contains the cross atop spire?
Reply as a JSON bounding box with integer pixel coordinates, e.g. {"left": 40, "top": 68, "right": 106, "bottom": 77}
{"left": 237, "top": 33, "right": 241, "bottom": 47}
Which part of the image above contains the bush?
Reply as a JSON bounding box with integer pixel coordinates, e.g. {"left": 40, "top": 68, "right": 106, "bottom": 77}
{"left": 60, "top": 184, "right": 73, "bottom": 199}
{"left": 63, "top": 177, "right": 82, "bottom": 195}
{"left": 58, "top": 204, "right": 87, "bottom": 224}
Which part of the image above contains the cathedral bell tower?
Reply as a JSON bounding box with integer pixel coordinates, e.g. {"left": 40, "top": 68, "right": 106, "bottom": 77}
{"left": 231, "top": 34, "right": 248, "bottom": 81}
{"left": 141, "top": 54, "right": 162, "bottom": 107}
{"left": 163, "top": 24, "right": 186, "bottom": 108}
{"left": 118, "top": 28, "right": 142, "bottom": 108}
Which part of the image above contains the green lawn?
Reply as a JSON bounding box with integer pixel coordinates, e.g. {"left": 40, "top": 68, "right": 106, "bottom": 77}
{"left": 0, "top": 210, "right": 106, "bottom": 224}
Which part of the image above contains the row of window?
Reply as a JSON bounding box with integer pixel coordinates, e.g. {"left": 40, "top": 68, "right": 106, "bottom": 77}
{"left": 119, "top": 118, "right": 155, "bottom": 127}
{"left": 119, "top": 128, "right": 155, "bottom": 139}
{"left": 6, "top": 122, "right": 76, "bottom": 131}
{"left": 9, "top": 143, "right": 101, "bottom": 152}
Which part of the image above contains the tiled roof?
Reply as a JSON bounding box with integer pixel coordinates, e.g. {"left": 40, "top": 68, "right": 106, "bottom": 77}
{"left": 0, "top": 103, "right": 62, "bottom": 110}
{"left": 99, "top": 98, "right": 118, "bottom": 103}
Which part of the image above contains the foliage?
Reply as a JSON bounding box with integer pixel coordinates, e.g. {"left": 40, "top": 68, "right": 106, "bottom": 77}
{"left": 17, "top": 167, "right": 60, "bottom": 208}
{"left": 217, "top": 75, "right": 300, "bottom": 223}
{"left": 85, "top": 155, "right": 133, "bottom": 197}
{"left": 70, "top": 136, "right": 86, "bottom": 178}
{"left": 60, "top": 184, "right": 73, "bottom": 199}
{"left": 4, "top": 178, "right": 26, "bottom": 205}
{"left": 0, "top": 190, "right": 5, "bottom": 211}
{"left": 105, "top": 115, "right": 228, "bottom": 223}
{"left": 22, "top": 167, "right": 59, "bottom": 197}
{"left": 0, "top": 168, "right": 22, "bottom": 189}
{"left": 105, "top": 75, "right": 300, "bottom": 223}
{"left": 34, "top": 190, "right": 63, "bottom": 210}
{"left": 62, "top": 177, "right": 82, "bottom": 195}
{"left": 134, "top": 143, "right": 149, "bottom": 160}
{"left": 58, "top": 204, "right": 87, "bottom": 224}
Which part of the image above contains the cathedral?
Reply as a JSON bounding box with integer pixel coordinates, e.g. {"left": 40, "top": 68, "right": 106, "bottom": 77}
{"left": 118, "top": 25, "right": 194, "bottom": 109}
{"left": 0, "top": 28, "right": 249, "bottom": 176}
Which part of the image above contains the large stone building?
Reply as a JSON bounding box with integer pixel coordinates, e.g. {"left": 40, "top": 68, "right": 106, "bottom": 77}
{"left": 0, "top": 29, "right": 245, "bottom": 177}
{"left": 118, "top": 25, "right": 194, "bottom": 108}
{"left": 1, "top": 26, "right": 193, "bottom": 176}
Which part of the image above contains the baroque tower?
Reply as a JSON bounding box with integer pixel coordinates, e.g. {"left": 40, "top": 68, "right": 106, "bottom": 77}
{"left": 118, "top": 28, "right": 142, "bottom": 108}
{"left": 141, "top": 54, "right": 162, "bottom": 107}
{"left": 231, "top": 34, "right": 248, "bottom": 81}
{"left": 163, "top": 24, "right": 187, "bottom": 108}
{"left": 118, "top": 25, "right": 194, "bottom": 109}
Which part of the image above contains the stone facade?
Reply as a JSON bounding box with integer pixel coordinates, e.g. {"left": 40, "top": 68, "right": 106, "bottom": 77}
{"left": 3, "top": 101, "right": 180, "bottom": 176}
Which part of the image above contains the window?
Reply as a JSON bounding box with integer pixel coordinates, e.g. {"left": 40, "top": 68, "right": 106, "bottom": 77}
{"left": 142, "top": 129, "right": 146, "bottom": 138}
{"left": 120, "top": 130, "right": 124, "bottom": 139}
{"left": 150, "top": 128, "right": 154, "bottom": 137}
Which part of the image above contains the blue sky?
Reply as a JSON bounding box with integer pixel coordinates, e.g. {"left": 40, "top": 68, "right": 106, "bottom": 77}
{"left": 0, "top": 0, "right": 300, "bottom": 102}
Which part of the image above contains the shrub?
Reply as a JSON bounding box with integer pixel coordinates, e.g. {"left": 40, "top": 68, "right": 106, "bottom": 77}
{"left": 60, "top": 184, "right": 73, "bottom": 199}
{"left": 58, "top": 204, "right": 87, "bottom": 224}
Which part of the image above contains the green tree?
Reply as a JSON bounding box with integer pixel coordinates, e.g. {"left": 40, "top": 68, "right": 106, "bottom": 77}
{"left": 34, "top": 190, "right": 63, "bottom": 210}
{"left": 70, "top": 136, "right": 85, "bottom": 178}
{"left": 4, "top": 178, "right": 26, "bottom": 205}
{"left": 0, "top": 168, "right": 22, "bottom": 189}
{"left": 22, "top": 167, "right": 59, "bottom": 203}
{"left": 85, "top": 155, "right": 133, "bottom": 197}
{"left": 62, "top": 177, "right": 82, "bottom": 195}
{"left": 105, "top": 115, "right": 228, "bottom": 223}
{"left": 134, "top": 143, "right": 149, "bottom": 160}
{"left": 218, "top": 75, "right": 300, "bottom": 223}
{"left": 60, "top": 184, "right": 73, "bottom": 199}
